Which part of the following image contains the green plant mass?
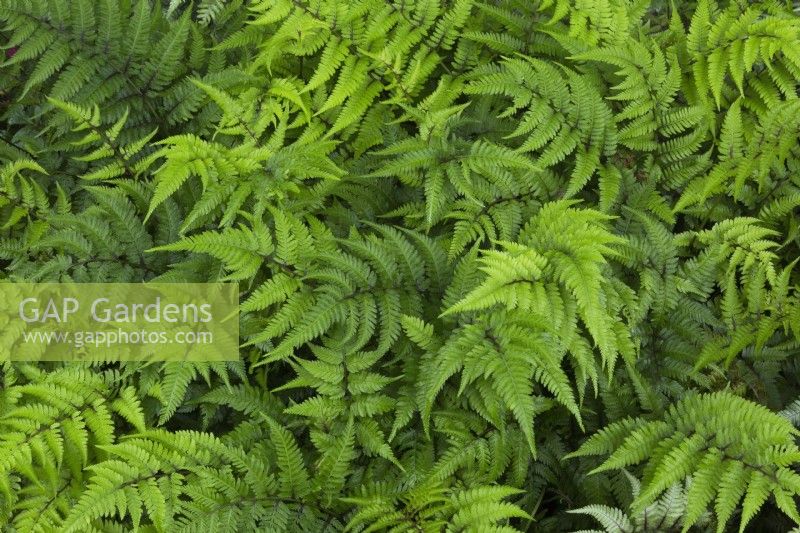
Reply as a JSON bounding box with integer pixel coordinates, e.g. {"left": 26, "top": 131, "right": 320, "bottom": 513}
{"left": 2, "top": 0, "right": 800, "bottom": 530}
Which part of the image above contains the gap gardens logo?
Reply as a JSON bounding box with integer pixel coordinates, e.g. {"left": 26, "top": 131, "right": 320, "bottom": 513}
{"left": 0, "top": 283, "right": 238, "bottom": 361}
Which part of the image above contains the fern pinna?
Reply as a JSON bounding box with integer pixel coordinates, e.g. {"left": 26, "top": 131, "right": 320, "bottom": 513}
{"left": 2, "top": 0, "right": 800, "bottom": 531}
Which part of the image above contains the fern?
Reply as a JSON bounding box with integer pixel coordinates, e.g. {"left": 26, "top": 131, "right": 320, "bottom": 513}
{"left": 2, "top": 0, "right": 800, "bottom": 531}
{"left": 568, "top": 392, "right": 800, "bottom": 532}
{"left": 569, "top": 470, "right": 711, "bottom": 532}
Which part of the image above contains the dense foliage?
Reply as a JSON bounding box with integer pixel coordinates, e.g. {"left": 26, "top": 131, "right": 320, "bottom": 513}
{"left": 1, "top": 0, "right": 800, "bottom": 531}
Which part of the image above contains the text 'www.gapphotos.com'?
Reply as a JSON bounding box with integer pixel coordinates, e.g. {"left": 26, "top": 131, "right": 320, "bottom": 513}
{"left": 22, "top": 329, "right": 215, "bottom": 348}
